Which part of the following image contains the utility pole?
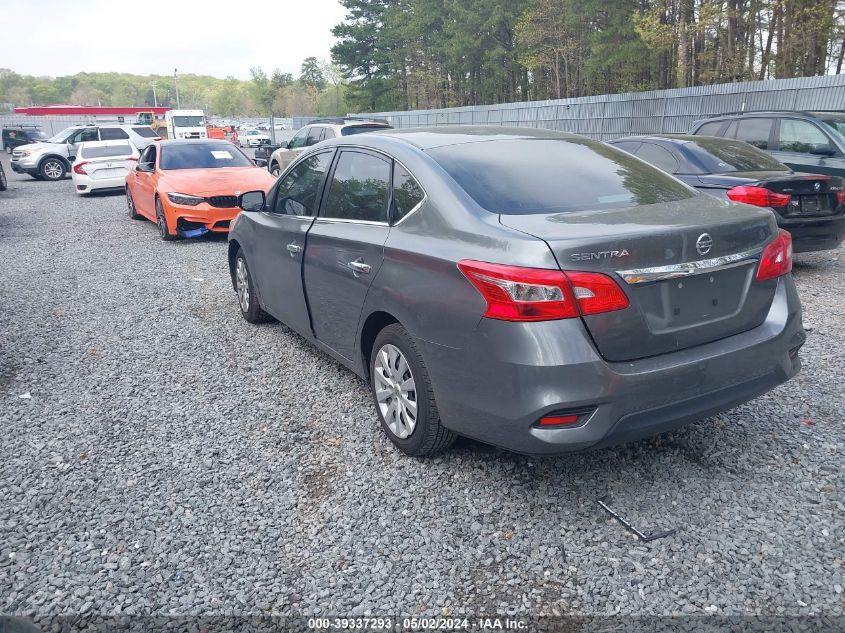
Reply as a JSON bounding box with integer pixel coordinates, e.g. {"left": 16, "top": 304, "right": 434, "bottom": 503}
{"left": 174, "top": 68, "right": 181, "bottom": 109}
{"left": 151, "top": 81, "right": 158, "bottom": 108}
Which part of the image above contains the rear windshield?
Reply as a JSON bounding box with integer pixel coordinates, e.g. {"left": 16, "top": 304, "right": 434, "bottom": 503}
{"left": 340, "top": 124, "right": 392, "bottom": 136}
{"left": 160, "top": 143, "right": 253, "bottom": 170}
{"left": 427, "top": 138, "right": 694, "bottom": 215}
{"left": 172, "top": 116, "right": 205, "bottom": 127}
{"left": 80, "top": 144, "right": 134, "bottom": 159}
{"left": 683, "top": 137, "right": 787, "bottom": 173}
{"left": 132, "top": 127, "right": 158, "bottom": 138}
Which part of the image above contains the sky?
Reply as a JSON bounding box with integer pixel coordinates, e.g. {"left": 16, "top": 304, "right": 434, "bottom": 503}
{"left": 0, "top": 0, "right": 348, "bottom": 79}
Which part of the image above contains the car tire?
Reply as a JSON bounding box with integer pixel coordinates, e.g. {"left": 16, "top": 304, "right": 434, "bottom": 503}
{"left": 234, "top": 249, "right": 272, "bottom": 323}
{"left": 370, "top": 323, "right": 456, "bottom": 457}
{"left": 155, "top": 196, "right": 179, "bottom": 241}
{"left": 39, "top": 157, "right": 66, "bottom": 181}
{"left": 4, "top": 144, "right": 11, "bottom": 155}
{"left": 126, "top": 188, "right": 142, "bottom": 220}
{"left": 0, "top": 164, "right": 7, "bottom": 191}
{"left": 270, "top": 162, "right": 282, "bottom": 178}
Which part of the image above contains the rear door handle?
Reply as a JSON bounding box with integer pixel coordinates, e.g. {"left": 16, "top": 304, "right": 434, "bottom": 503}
{"left": 286, "top": 243, "right": 302, "bottom": 256}
{"left": 347, "top": 259, "right": 371, "bottom": 275}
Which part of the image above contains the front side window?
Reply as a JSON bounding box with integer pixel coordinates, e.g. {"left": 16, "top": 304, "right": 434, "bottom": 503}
{"left": 322, "top": 151, "right": 390, "bottom": 222}
{"left": 735, "top": 118, "right": 773, "bottom": 149}
{"left": 392, "top": 163, "right": 424, "bottom": 222}
{"left": 695, "top": 121, "right": 726, "bottom": 137}
{"left": 159, "top": 142, "right": 252, "bottom": 170}
{"left": 273, "top": 152, "right": 332, "bottom": 216}
{"left": 70, "top": 128, "right": 99, "bottom": 143}
{"left": 289, "top": 128, "right": 309, "bottom": 149}
{"left": 100, "top": 128, "right": 130, "bottom": 140}
{"left": 778, "top": 120, "right": 831, "bottom": 153}
{"left": 306, "top": 127, "right": 325, "bottom": 146}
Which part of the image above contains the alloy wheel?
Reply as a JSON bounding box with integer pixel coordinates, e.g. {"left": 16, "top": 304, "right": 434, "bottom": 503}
{"left": 43, "top": 160, "right": 63, "bottom": 180}
{"left": 235, "top": 258, "right": 250, "bottom": 312}
{"left": 374, "top": 344, "right": 418, "bottom": 439}
{"left": 156, "top": 201, "right": 168, "bottom": 237}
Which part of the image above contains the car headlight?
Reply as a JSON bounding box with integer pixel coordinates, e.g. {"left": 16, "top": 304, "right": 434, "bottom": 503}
{"left": 15, "top": 148, "right": 36, "bottom": 157}
{"left": 167, "top": 192, "right": 204, "bottom": 206}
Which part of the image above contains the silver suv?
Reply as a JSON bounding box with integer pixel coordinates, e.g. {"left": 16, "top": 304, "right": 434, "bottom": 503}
{"left": 10, "top": 124, "right": 159, "bottom": 181}
{"left": 267, "top": 118, "right": 391, "bottom": 177}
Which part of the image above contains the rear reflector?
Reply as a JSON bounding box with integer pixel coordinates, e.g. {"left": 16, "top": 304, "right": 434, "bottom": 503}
{"left": 727, "top": 185, "right": 791, "bottom": 208}
{"left": 457, "top": 260, "right": 629, "bottom": 322}
{"left": 538, "top": 414, "right": 580, "bottom": 427}
{"left": 756, "top": 229, "right": 793, "bottom": 281}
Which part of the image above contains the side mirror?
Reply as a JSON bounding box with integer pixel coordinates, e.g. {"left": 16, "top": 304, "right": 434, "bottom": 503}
{"left": 809, "top": 143, "right": 836, "bottom": 157}
{"left": 136, "top": 162, "right": 154, "bottom": 173}
{"left": 239, "top": 190, "right": 266, "bottom": 212}
{"left": 286, "top": 140, "right": 294, "bottom": 149}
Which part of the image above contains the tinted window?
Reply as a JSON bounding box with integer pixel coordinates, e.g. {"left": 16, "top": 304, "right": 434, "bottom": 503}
{"left": 274, "top": 152, "right": 332, "bottom": 216}
{"left": 80, "top": 143, "right": 134, "bottom": 159}
{"left": 340, "top": 124, "right": 392, "bottom": 136}
{"left": 635, "top": 142, "right": 680, "bottom": 173}
{"left": 322, "top": 151, "right": 390, "bottom": 222}
{"left": 99, "top": 127, "right": 130, "bottom": 140}
{"left": 683, "top": 137, "right": 787, "bottom": 173}
{"left": 306, "top": 127, "right": 324, "bottom": 146}
{"left": 735, "top": 118, "right": 773, "bottom": 149}
{"left": 393, "top": 163, "right": 425, "bottom": 222}
{"left": 132, "top": 127, "right": 158, "bottom": 138}
{"left": 289, "top": 128, "right": 309, "bottom": 149}
{"left": 611, "top": 141, "right": 641, "bottom": 154}
{"left": 428, "top": 138, "right": 694, "bottom": 215}
{"left": 71, "top": 128, "right": 99, "bottom": 143}
{"left": 159, "top": 142, "right": 252, "bottom": 169}
{"left": 778, "top": 119, "right": 830, "bottom": 153}
{"left": 695, "top": 121, "right": 726, "bottom": 136}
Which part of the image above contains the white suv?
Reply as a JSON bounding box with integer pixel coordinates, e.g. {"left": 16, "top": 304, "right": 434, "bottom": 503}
{"left": 10, "top": 124, "right": 159, "bottom": 181}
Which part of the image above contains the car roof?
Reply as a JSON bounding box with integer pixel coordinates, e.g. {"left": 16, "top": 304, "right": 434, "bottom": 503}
{"left": 320, "top": 126, "right": 586, "bottom": 151}
{"left": 610, "top": 134, "right": 724, "bottom": 145}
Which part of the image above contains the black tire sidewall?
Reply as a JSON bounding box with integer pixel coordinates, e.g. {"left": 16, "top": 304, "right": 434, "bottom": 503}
{"left": 0, "top": 165, "right": 6, "bottom": 191}
{"left": 127, "top": 188, "right": 141, "bottom": 219}
{"left": 155, "top": 197, "right": 177, "bottom": 240}
{"left": 370, "top": 324, "right": 435, "bottom": 455}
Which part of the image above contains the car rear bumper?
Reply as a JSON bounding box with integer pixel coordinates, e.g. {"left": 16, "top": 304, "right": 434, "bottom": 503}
{"left": 419, "top": 274, "right": 805, "bottom": 455}
{"left": 780, "top": 215, "right": 845, "bottom": 252}
{"left": 74, "top": 175, "right": 127, "bottom": 193}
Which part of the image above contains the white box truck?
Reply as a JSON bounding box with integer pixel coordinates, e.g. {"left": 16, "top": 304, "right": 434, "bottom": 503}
{"left": 164, "top": 110, "right": 207, "bottom": 140}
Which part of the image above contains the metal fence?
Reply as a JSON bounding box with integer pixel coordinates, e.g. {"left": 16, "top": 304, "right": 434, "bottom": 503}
{"left": 349, "top": 74, "right": 845, "bottom": 140}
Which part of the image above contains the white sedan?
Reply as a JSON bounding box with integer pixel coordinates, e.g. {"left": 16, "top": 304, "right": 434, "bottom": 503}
{"left": 238, "top": 129, "right": 272, "bottom": 147}
{"left": 72, "top": 140, "right": 139, "bottom": 195}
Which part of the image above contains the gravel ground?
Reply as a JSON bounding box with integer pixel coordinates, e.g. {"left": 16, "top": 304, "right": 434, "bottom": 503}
{"left": 0, "top": 152, "right": 843, "bottom": 621}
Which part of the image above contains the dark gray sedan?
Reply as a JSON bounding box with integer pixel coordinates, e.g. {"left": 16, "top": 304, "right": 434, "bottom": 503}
{"left": 228, "top": 127, "right": 805, "bottom": 456}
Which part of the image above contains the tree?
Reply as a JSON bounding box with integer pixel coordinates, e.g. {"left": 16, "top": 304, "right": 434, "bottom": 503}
{"left": 300, "top": 57, "right": 327, "bottom": 91}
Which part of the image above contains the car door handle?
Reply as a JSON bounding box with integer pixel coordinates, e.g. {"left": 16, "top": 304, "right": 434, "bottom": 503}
{"left": 347, "top": 259, "right": 371, "bottom": 275}
{"left": 286, "top": 243, "right": 302, "bottom": 256}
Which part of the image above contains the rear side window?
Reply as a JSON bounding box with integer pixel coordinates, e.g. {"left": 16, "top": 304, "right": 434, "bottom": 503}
{"left": 695, "top": 121, "right": 726, "bottom": 136}
{"left": 427, "top": 138, "right": 694, "bottom": 215}
{"left": 100, "top": 128, "right": 130, "bottom": 140}
{"left": 133, "top": 127, "right": 158, "bottom": 138}
{"left": 322, "top": 151, "right": 390, "bottom": 222}
{"left": 273, "top": 152, "right": 332, "bottom": 216}
{"left": 340, "top": 124, "right": 392, "bottom": 136}
{"left": 735, "top": 118, "right": 773, "bottom": 149}
{"left": 392, "top": 163, "right": 425, "bottom": 221}
{"left": 80, "top": 143, "right": 134, "bottom": 159}
{"left": 635, "top": 142, "right": 680, "bottom": 174}
{"left": 778, "top": 120, "right": 830, "bottom": 153}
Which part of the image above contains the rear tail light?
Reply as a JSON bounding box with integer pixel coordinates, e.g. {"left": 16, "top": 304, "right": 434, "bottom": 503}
{"left": 457, "top": 260, "right": 629, "bottom": 322}
{"left": 836, "top": 190, "right": 845, "bottom": 206}
{"left": 73, "top": 162, "right": 88, "bottom": 175}
{"left": 727, "top": 185, "right": 791, "bottom": 208}
{"left": 756, "top": 229, "right": 793, "bottom": 281}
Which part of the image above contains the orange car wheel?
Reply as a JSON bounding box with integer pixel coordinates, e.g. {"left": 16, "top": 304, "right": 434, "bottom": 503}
{"left": 155, "top": 196, "right": 179, "bottom": 242}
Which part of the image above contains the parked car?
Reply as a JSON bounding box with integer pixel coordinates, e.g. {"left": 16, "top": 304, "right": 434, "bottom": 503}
{"left": 274, "top": 122, "right": 288, "bottom": 130}
{"left": 3, "top": 125, "right": 49, "bottom": 153}
{"left": 266, "top": 118, "right": 392, "bottom": 177}
{"left": 228, "top": 127, "right": 804, "bottom": 457}
{"left": 10, "top": 124, "right": 159, "bottom": 181}
{"left": 239, "top": 129, "right": 272, "bottom": 148}
{"left": 125, "top": 140, "right": 275, "bottom": 240}
{"left": 609, "top": 135, "right": 845, "bottom": 253}
{"left": 0, "top": 161, "right": 6, "bottom": 191}
{"left": 689, "top": 110, "right": 845, "bottom": 180}
{"left": 72, "top": 140, "right": 140, "bottom": 195}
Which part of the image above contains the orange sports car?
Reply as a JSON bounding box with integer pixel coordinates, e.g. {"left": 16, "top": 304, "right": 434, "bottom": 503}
{"left": 125, "top": 139, "right": 276, "bottom": 240}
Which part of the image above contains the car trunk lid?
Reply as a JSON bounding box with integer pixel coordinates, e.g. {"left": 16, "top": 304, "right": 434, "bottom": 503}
{"left": 499, "top": 197, "right": 780, "bottom": 362}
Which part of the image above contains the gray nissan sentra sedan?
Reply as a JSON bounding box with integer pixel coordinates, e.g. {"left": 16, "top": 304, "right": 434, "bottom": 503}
{"left": 228, "top": 127, "right": 805, "bottom": 457}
